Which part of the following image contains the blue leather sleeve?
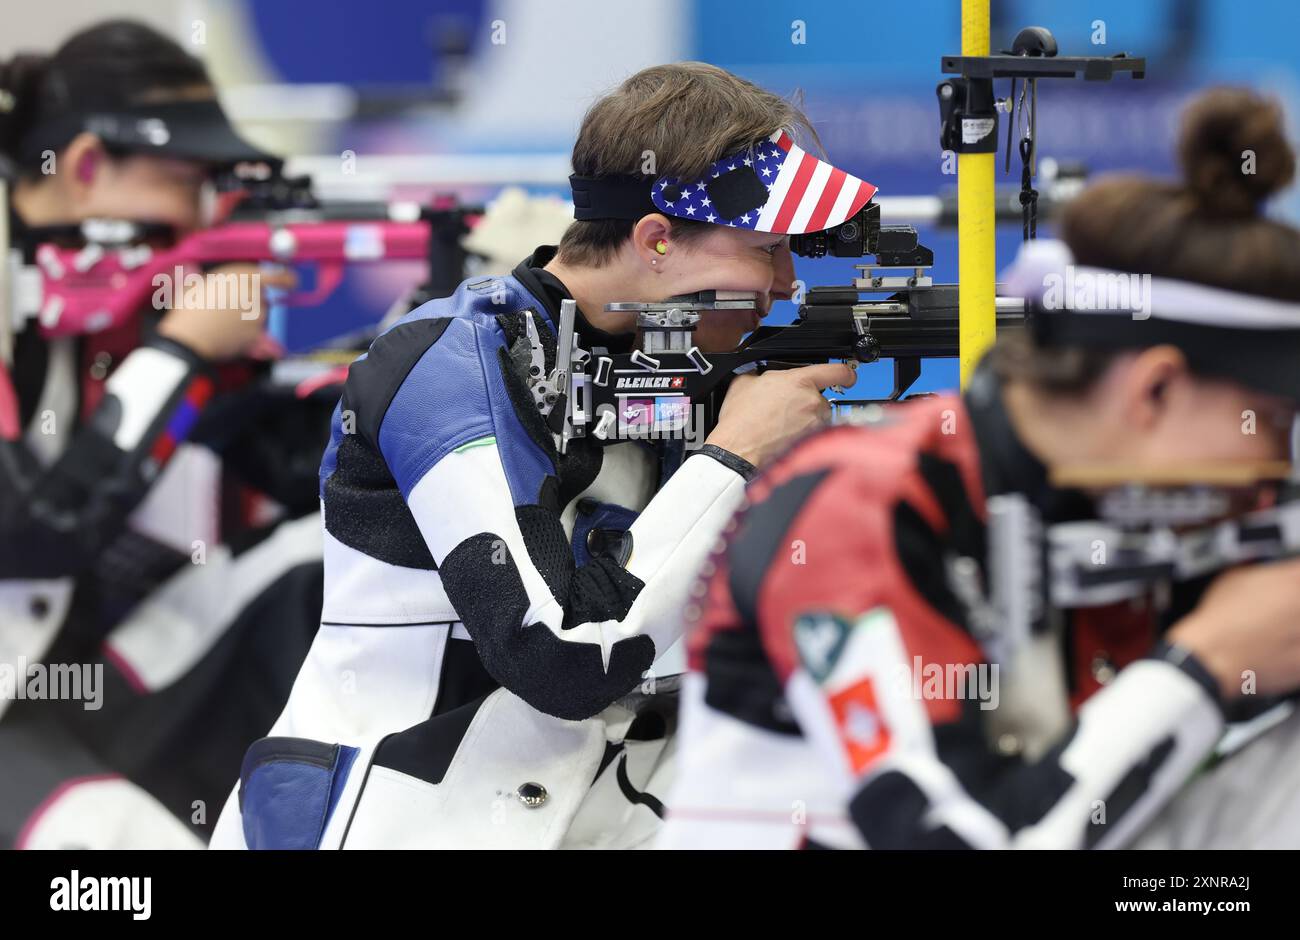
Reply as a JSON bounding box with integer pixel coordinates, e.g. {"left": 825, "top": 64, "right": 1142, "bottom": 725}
{"left": 377, "top": 317, "right": 553, "bottom": 506}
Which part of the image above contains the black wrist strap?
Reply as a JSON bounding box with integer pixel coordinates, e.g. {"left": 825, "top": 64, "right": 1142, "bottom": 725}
{"left": 697, "top": 444, "right": 756, "bottom": 482}
{"left": 1147, "top": 639, "right": 1228, "bottom": 718}
{"left": 143, "top": 330, "right": 210, "bottom": 371}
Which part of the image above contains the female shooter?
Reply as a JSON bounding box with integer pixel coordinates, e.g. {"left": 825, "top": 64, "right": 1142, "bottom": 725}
{"left": 661, "top": 87, "right": 1300, "bottom": 849}
{"left": 0, "top": 20, "right": 326, "bottom": 848}
{"left": 212, "top": 61, "right": 863, "bottom": 849}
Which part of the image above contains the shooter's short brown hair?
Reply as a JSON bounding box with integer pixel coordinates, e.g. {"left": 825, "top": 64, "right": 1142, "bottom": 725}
{"left": 557, "top": 62, "right": 821, "bottom": 266}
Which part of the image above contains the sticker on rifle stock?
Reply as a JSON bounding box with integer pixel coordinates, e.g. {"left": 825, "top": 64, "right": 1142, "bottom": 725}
{"left": 344, "top": 224, "right": 384, "bottom": 260}
{"left": 620, "top": 398, "right": 653, "bottom": 428}
{"left": 653, "top": 397, "right": 691, "bottom": 432}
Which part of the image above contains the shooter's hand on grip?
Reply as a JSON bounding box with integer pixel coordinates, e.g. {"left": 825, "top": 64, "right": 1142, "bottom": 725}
{"left": 157, "top": 263, "right": 297, "bottom": 361}
{"left": 1167, "top": 557, "right": 1300, "bottom": 701}
{"left": 704, "top": 361, "right": 856, "bottom": 469}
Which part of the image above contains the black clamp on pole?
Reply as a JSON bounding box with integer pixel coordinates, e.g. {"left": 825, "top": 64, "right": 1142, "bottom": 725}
{"left": 938, "top": 25, "right": 1145, "bottom": 155}
{"left": 941, "top": 26, "right": 1146, "bottom": 82}
{"left": 937, "top": 71, "right": 999, "bottom": 154}
{"left": 938, "top": 26, "right": 1145, "bottom": 240}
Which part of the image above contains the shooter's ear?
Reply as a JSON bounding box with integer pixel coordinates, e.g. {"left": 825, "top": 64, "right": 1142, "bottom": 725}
{"left": 63, "top": 132, "right": 108, "bottom": 193}
{"left": 1126, "top": 345, "right": 1189, "bottom": 429}
{"left": 631, "top": 213, "right": 674, "bottom": 268}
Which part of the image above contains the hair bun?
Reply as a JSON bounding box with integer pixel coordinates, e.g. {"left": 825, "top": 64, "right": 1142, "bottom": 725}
{"left": 1178, "top": 87, "right": 1296, "bottom": 218}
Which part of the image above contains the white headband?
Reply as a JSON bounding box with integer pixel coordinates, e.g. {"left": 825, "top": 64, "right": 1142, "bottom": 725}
{"left": 1003, "top": 239, "right": 1300, "bottom": 330}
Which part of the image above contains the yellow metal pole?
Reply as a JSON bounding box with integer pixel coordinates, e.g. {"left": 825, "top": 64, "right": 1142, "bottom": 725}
{"left": 958, "top": 0, "right": 995, "bottom": 388}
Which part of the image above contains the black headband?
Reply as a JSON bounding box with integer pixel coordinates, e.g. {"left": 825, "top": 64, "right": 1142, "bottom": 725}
{"left": 569, "top": 171, "right": 768, "bottom": 222}
{"left": 569, "top": 173, "right": 658, "bottom": 221}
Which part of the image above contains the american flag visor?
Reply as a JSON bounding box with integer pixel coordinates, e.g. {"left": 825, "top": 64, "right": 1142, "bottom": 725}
{"left": 648, "top": 130, "right": 878, "bottom": 235}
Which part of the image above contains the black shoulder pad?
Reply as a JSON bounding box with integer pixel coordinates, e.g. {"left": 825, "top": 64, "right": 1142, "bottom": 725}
{"left": 344, "top": 317, "right": 452, "bottom": 449}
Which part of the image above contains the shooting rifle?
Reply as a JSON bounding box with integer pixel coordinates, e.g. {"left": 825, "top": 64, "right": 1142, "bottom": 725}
{"left": 8, "top": 169, "right": 479, "bottom": 341}
{"left": 973, "top": 461, "right": 1300, "bottom": 729}
{"left": 533, "top": 199, "right": 1026, "bottom": 453}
